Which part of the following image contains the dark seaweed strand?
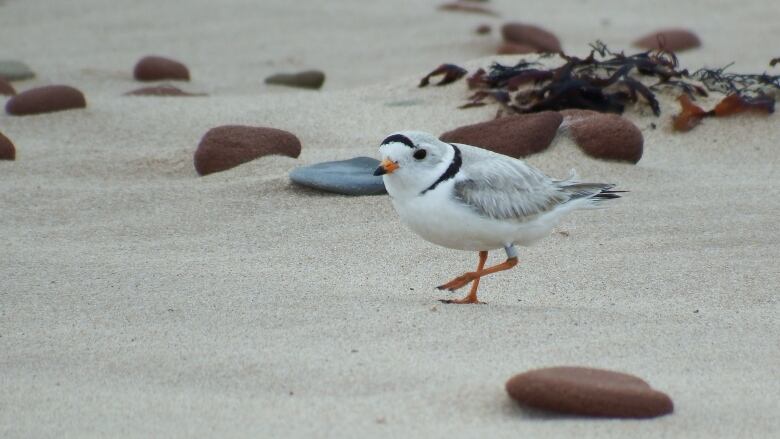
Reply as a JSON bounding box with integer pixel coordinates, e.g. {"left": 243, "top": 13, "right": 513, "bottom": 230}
{"left": 458, "top": 41, "right": 779, "bottom": 116}
{"left": 421, "top": 144, "right": 462, "bottom": 195}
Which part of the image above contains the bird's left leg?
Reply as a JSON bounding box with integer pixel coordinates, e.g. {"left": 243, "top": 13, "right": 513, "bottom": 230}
{"left": 439, "top": 250, "right": 488, "bottom": 304}
{"left": 437, "top": 245, "right": 519, "bottom": 292}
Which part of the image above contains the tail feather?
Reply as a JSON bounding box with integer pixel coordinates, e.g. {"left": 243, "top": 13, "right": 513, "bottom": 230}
{"left": 561, "top": 183, "right": 626, "bottom": 205}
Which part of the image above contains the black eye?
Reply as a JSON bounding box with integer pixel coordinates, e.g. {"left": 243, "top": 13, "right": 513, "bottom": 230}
{"left": 413, "top": 149, "right": 427, "bottom": 160}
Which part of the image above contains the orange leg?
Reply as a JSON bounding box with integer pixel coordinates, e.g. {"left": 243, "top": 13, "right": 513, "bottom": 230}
{"left": 438, "top": 252, "right": 519, "bottom": 304}
{"left": 439, "top": 251, "right": 488, "bottom": 304}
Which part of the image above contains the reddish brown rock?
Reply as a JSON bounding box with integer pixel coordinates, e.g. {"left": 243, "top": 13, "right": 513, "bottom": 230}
{"left": 633, "top": 28, "right": 701, "bottom": 52}
{"left": 501, "top": 23, "right": 562, "bottom": 53}
{"left": 0, "top": 131, "right": 15, "bottom": 160}
{"left": 0, "top": 77, "right": 15, "bottom": 96}
{"left": 497, "top": 42, "right": 537, "bottom": 55}
{"left": 124, "top": 85, "right": 205, "bottom": 96}
{"left": 5, "top": 85, "right": 86, "bottom": 116}
{"left": 133, "top": 56, "right": 190, "bottom": 81}
{"left": 506, "top": 366, "right": 674, "bottom": 418}
{"left": 561, "top": 109, "right": 643, "bottom": 163}
{"left": 194, "top": 125, "right": 301, "bottom": 176}
{"left": 440, "top": 112, "right": 563, "bottom": 158}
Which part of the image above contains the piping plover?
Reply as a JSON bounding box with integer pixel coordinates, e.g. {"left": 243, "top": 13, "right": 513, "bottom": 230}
{"left": 374, "top": 131, "right": 622, "bottom": 304}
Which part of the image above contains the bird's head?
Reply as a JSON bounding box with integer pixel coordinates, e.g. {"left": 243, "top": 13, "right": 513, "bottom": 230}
{"left": 374, "top": 131, "right": 451, "bottom": 190}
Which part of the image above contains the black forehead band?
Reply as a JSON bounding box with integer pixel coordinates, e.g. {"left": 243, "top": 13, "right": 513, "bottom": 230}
{"left": 381, "top": 134, "right": 415, "bottom": 148}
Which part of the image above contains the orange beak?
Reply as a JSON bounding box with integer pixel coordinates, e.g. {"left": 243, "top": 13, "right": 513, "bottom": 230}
{"left": 373, "top": 158, "right": 399, "bottom": 176}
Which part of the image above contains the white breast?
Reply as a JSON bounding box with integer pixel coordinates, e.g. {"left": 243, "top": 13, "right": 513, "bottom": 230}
{"left": 390, "top": 180, "right": 536, "bottom": 251}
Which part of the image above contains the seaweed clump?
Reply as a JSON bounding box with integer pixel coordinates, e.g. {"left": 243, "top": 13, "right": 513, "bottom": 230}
{"left": 418, "top": 42, "right": 780, "bottom": 131}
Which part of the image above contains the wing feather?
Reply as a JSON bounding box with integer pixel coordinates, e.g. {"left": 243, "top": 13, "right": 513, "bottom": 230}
{"left": 452, "top": 145, "right": 571, "bottom": 221}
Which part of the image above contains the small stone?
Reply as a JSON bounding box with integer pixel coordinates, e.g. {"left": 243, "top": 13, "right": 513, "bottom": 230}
{"left": 506, "top": 366, "right": 674, "bottom": 418}
{"left": 633, "top": 28, "right": 701, "bottom": 52}
{"left": 0, "top": 60, "right": 35, "bottom": 81}
{"left": 194, "top": 125, "right": 301, "bottom": 176}
{"left": 475, "top": 24, "right": 491, "bottom": 35}
{"left": 497, "top": 42, "right": 538, "bottom": 55}
{"left": 124, "top": 85, "right": 205, "bottom": 96}
{"left": 501, "top": 23, "right": 562, "bottom": 53}
{"left": 265, "top": 70, "right": 326, "bottom": 90}
{"left": 438, "top": 2, "right": 497, "bottom": 16}
{"left": 0, "top": 77, "right": 16, "bottom": 95}
{"left": 133, "top": 56, "right": 190, "bottom": 81}
{"left": 0, "top": 131, "right": 15, "bottom": 160}
{"left": 5, "top": 85, "right": 86, "bottom": 116}
{"left": 440, "top": 112, "right": 563, "bottom": 158}
{"left": 561, "top": 109, "right": 643, "bottom": 163}
{"left": 289, "top": 157, "right": 386, "bottom": 196}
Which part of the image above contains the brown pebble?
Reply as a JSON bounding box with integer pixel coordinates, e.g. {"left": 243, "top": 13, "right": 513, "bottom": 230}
{"left": 0, "top": 77, "right": 15, "bottom": 96}
{"left": 0, "top": 131, "right": 15, "bottom": 160}
{"left": 497, "top": 42, "right": 538, "bottom": 55}
{"left": 194, "top": 125, "right": 301, "bottom": 176}
{"left": 633, "top": 28, "right": 701, "bottom": 52}
{"left": 561, "top": 109, "right": 643, "bottom": 163}
{"left": 501, "top": 23, "right": 562, "bottom": 53}
{"left": 124, "top": 85, "right": 205, "bottom": 96}
{"left": 440, "top": 112, "right": 562, "bottom": 158}
{"left": 5, "top": 85, "right": 86, "bottom": 116}
{"left": 506, "top": 366, "right": 674, "bottom": 418}
{"left": 476, "top": 24, "right": 491, "bottom": 35}
{"left": 133, "top": 56, "right": 190, "bottom": 81}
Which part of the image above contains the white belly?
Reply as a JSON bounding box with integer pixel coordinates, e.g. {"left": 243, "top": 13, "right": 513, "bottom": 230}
{"left": 390, "top": 183, "right": 558, "bottom": 251}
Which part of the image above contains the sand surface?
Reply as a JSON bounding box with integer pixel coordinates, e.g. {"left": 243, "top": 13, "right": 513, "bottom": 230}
{"left": 1, "top": 0, "right": 779, "bottom": 437}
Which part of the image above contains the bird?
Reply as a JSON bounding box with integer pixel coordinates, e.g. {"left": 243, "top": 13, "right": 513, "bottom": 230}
{"left": 373, "top": 130, "right": 623, "bottom": 304}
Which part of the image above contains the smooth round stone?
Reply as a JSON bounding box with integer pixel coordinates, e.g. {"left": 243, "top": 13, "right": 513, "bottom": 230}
{"left": 194, "top": 125, "right": 301, "bottom": 176}
{"left": 634, "top": 28, "right": 701, "bottom": 52}
{"left": 501, "top": 23, "right": 562, "bottom": 53}
{"left": 133, "top": 56, "right": 190, "bottom": 81}
{"left": 440, "top": 112, "right": 563, "bottom": 158}
{"left": 561, "top": 109, "right": 644, "bottom": 163}
{"left": 265, "top": 70, "right": 326, "bottom": 90}
{"left": 0, "top": 131, "right": 15, "bottom": 160}
{"left": 506, "top": 366, "right": 674, "bottom": 418}
{"left": 5, "top": 85, "right": 86, "bottom": 116}
{"left": 289, "top": 157, "right": 386, "bottom": 195}
{"left": 0, "top": 60, "right": 35, "bottom": 81}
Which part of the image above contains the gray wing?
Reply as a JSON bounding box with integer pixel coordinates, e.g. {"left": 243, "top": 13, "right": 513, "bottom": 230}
{"left": 452, "top": 145, "right": 578, "bottom": 221}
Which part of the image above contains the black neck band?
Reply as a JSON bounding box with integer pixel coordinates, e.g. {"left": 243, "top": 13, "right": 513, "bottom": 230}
{"left": 422, "top": 144, "right": 461, "bottom": 195}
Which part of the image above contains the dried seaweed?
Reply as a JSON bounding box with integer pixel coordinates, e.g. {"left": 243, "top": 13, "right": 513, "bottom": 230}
{"left": 457, "top": 41, "right": 707, "bottom": 116}
{"left": 672, "top": 93, "right": 775, "bottom": 132}
{"left": 419, "top": 64, "right": 468, "bottom": 87}
{"left": 691, "top": 65, "right": 780, "bottom": 97}
{"left": 420, "top": 42, "right": 780, "bottom": 132}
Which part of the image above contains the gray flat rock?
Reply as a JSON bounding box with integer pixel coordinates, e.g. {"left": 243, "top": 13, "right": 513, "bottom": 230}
{"left": 0, "top": 60, "right": 35, "bottom": 81}
{"left": 289, "top": 156, "right": 386, "bottom": 195}
{"left": 265, "top": 70, "right": 325, "bottom": 89}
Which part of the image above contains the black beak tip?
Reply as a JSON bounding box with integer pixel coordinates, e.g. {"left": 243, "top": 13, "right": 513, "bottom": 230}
{"left": 373, "top": 166, "right": 386, "bottom": 176}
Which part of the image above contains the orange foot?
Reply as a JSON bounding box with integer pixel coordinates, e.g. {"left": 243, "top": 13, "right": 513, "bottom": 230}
{"left": 439, "top": 296, "right": 485, "bottom": 305}
{"left": 436, "top": 272, "right": 478, "bottom": 291}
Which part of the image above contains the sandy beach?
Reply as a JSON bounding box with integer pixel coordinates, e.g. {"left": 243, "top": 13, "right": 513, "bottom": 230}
{"left": 2, "top": 0, "right": 779, "bottom": 437}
